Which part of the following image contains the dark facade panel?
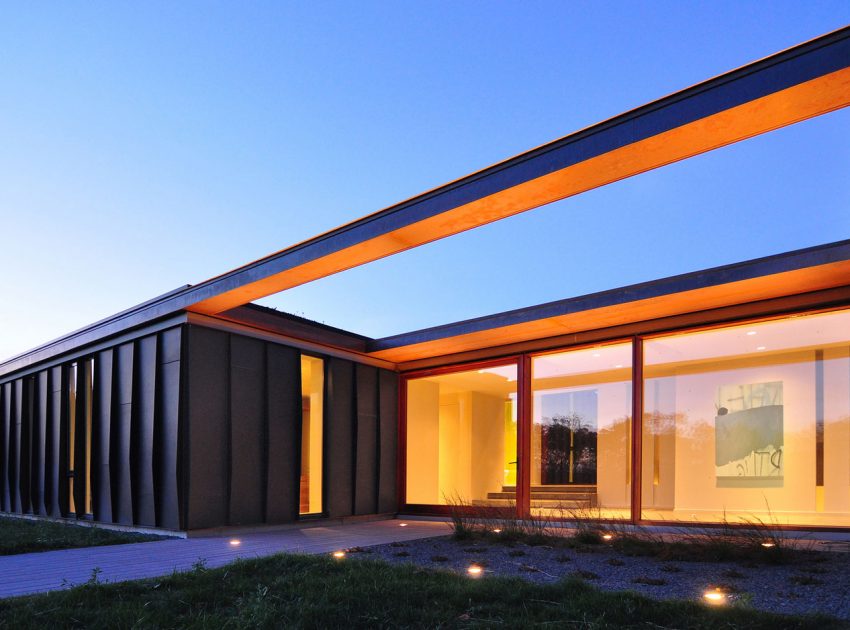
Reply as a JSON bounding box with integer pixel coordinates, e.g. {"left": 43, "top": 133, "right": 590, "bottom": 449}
{"left": 325, "top": 358, "right": 355, "bottom": 518}
{"left": 93, "top": 349, "right": 113, "bottom": 522}
{"left": 11, "top": 379, "right": 22, "bottom": 513}
{"left": 132, "top": 336, "right": 157, "bottom": 526}
{"left": 34, "top": 371, "right": 48, "bottom": 516}
{"left": 1, "top": 383, "right": 9, "bottom": 512}
{"left": 354, "top": 364, "right": 378, "bottom": 516}
{"left": 72, "top": 364, "right": 86, "bottom": 517}
{"left": 184, "top": 325, "right": 229, "bottom": 529}
{"left": 228, "top": 335, "right": 265, "bottom": 525}
{"left": 46, "top": 367, "right": 62, "bottom": 517}
{"left": 377, "top": 369, "right": 398, "bottom": 514}
{"left": 156, "top": 328, "right": 181, "bottom": 530}
{"left": 265, "top": 344, "right": 300, "bottom": 524}
{"left": 56, "top": 367, "right": 69, "bottom": 517}
{"left": 19, "top": 378, "right": 31, "bottom": 514}
{"left": 111, "top": 343, "right": 134, "bottom": 525}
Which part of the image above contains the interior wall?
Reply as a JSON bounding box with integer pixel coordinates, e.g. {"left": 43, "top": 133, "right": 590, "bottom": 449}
{"left": 643, "top": 343, "right": 850, "bottom": 525}
{"left": 406, "top": 369, "right": 515, "bottom": 505}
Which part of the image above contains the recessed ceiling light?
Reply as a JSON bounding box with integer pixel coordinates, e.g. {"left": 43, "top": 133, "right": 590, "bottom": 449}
{"left": 756, "top": 346, "right": 766, "bottom": 351}
{"left": 746, "top": 331, "right": 757, "bottom": 336}
{"left": 614, "top": 364, "right": 623, "bottom": 369}
{"left": 592, "top": 353, "right": 601, "bottom": 358}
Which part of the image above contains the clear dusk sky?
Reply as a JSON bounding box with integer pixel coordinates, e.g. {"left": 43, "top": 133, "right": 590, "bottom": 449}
{"left": 1, "top": 3, "right": 849, "bottom": 361}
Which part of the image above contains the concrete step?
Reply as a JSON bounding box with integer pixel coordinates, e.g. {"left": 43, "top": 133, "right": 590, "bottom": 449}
{"left": 501, "top": 485, "right": 597, "bottom": 493}
{"left": 487, "top": 491, "right": 596, "bottom": 500}
{"left": 471, "top": 498, "right": 595, "bottom": 509}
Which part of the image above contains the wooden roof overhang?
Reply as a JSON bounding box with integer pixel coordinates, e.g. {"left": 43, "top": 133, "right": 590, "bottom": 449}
{"left": 2, "top": 26, "right": 849, "bottom": 377}
{"left": 365, "top": 240, "right": 850, "bottom": 365}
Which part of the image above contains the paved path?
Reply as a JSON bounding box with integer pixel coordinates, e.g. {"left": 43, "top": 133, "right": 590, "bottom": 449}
{"left": 0, "top": 519, "right": 450, "bottom": 599}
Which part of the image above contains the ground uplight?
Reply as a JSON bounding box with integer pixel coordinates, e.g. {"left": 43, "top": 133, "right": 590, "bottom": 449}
{"left": 332, "top": 551, "right": 346, "bottom": 559}
{"left": 703, "top": 589, "right": 727, "bottom": 605}
{"left": 467, "top": 565, "right": 483, "bottom": 577}
{"left": 229, "top": 539, "right": 241, "bottom": 546}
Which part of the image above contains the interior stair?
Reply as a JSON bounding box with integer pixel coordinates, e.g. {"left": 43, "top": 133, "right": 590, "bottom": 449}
{"left": 472, "top": 485, "right": 598, "bottom": 509}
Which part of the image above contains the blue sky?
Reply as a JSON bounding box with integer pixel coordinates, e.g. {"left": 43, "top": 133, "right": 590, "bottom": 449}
{"left": 1, "top": 3, "right": 849, "bottom": 360}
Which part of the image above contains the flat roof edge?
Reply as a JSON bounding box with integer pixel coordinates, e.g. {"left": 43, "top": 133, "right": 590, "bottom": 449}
{"left": 368, "top": 239, "right": 850, "bottom": 352}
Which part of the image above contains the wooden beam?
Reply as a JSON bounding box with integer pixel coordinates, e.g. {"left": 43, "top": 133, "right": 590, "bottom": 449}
{"left": 186, "top": 27, "right": 850, "bottom": 314}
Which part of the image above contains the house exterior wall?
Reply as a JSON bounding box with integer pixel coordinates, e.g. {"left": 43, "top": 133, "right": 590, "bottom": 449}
{"left": 181, "top": 324, "right": 398, "bottom": 530}
{"left": 0, "top": 320, "right": 399, "bottom": 532}
{"left": 0, "top": 326, "right": 182, "bottom": 529}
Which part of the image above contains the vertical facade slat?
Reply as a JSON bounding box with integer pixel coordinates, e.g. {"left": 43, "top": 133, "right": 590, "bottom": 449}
{"left": 132, "top": 336, "right": 157, "bottom": 526}
{"left": 156, "top": 328, "right": 181, "bottom": 530}
{"left": 19, "top": 378, "right": 31, "bottom": 513}
{"left": 265, "top": 344, "right": 301, "bottom": 524}
{"left": 111, "top": 343, "right": 134, "bottom": 525}
{"left": 354, "top": 364, "right": 378, "bottom": 516}
{"left": 46, "top": 367, "right": 62, "bottom": 517}
{"left": 57, "top": 366, "right": 70, "bottom": 517}
{"left": 0, "top": 383, "right": 9, "bottom": 512}
{"left": 228, "top": 336, "right": 265, "bottom": 525}
{"left": 185, "top": 326, "right": 229, "bottom": 530}
{"left": 34, "top": 371, "right": 48, "bottom": 515}
{"left": 325, "top": 358, "right": 355, "bottom": 518}
{"left": 377, "top": 369, "right": 399, "bottom": 514}
{"left": 73, "top": 365, "right": 86, "bottom": 517}
{"left": 11, "top": 380, "right": 22, "bottom": 513}
{"left": 93, "top": 350, "right": 113, "bottom": 522}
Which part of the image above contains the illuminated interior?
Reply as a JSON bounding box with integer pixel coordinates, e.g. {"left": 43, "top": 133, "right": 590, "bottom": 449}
{"left": 404, "top": 308, "right": 850, "bottom": 528}
{"left": 642, "top": 309, "right": 850, "bottom": 527}
{"left": 300, "top": 355, "right": 324, "bottom": 515}
{"left": 532, "top": 344, "right": 632, "bottom": 519}
{"left": 406, "top": 364, "right": 518, "bottom": 506}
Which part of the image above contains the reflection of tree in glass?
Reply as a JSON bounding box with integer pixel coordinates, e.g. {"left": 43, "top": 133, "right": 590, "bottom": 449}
{"left": 541, "top": 412, "right": 597, "bottom": 485}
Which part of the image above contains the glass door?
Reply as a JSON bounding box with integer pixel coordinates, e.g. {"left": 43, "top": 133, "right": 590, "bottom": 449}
{"left": 531, "top": 343, "right": 632, "bottom": 519}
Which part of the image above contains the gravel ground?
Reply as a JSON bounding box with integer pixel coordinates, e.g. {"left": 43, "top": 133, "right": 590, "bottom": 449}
{"left": 353, "top": 534, "right": 850, "bottom": 622}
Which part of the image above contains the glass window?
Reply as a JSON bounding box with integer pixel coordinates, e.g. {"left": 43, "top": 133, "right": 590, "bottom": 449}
{"left": 642, "top": 309, "right": 850, "bottom": 527}
{"left": 406, "top": 363, "right": 518, "bottom": 506}
{"left": 300, "top": 355, "right": 324, "bottom": 515}
{"left": 532, "top": 343, "right": 632, "bottom": 518}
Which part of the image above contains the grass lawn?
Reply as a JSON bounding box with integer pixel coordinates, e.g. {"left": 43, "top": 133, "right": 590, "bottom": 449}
{"left": 0, "top": 553, "right": 842, "bottom": 629}
{"left": 0, "top": 516, "right": 168, "bottom": 555}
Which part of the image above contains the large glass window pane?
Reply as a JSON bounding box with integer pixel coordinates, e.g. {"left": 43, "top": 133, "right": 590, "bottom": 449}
{"left": 406, "top": 364, "right": 517, "bottom": 506}
{"left": 532, "top": 343, "right": 632, "bottom": 518}
{"left": 642, "top": 309, "right": 850, "bottom": 527}
{"left": 300, "top": 355, "right": 324, "bottom": 515}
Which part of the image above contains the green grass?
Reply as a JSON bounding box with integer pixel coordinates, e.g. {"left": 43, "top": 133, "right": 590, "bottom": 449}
{"left": 0, "top": 516, "right": 168, "bottom": 555}
{"left": 0, "top": 553, "right": 842, "bottom": 629}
